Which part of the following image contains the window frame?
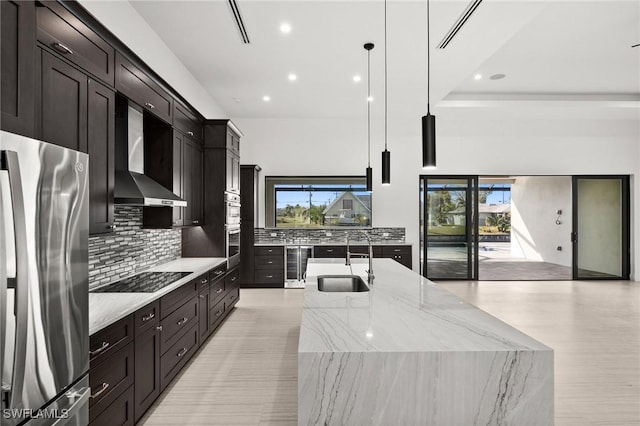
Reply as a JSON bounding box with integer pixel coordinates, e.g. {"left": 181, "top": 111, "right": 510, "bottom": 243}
{"left": 265, "top": 176, "right": 372, "bottom": 229}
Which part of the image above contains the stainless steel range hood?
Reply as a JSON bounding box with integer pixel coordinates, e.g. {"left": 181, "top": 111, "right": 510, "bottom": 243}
{"left": 114, "top": 105, "right": 187, "bottom": 207}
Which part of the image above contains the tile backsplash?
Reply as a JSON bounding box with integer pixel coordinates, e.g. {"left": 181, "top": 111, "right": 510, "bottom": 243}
{"left": 255, "top": 227, "right": 405, "bottom": 244}
{"left": 88, "top": 206, "right": 181, "bottom": 289}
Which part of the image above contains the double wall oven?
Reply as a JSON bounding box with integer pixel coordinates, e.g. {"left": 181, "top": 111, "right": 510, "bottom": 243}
{"left": 225, "top": 192, "right": 240, "bottom": 268}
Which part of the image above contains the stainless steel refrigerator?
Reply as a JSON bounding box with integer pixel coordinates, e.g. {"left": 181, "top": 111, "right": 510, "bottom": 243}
{"left": 1, "top": 131, "right": 90, "bottom": 426}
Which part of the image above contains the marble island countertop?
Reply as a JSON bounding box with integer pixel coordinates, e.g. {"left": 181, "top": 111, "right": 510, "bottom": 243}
{"left": 89, "top": 257, "right": 226, "bottom": 335}
{"left": 299, "top": 258, "right": 554, "bottom": 425}
{"left": 300, "top": 258, "right": 549, "bottom": 353}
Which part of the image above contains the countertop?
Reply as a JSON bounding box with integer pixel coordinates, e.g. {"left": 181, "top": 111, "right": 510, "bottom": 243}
{"left": 89, "top": 257, "right": 227, "bottom": 335}
{"left": 254, "top": 241, "right": 412, "bottom": 246}
{"left": 300, "top": 258, "right": 551, "bottom": 353}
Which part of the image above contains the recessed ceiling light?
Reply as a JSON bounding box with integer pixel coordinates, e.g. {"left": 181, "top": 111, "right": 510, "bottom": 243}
{"left": 473, "top": 73, "right": 482, "bottom": 80}
{"left": 262, "top": 95, "right": 271, "bottom": 102}
{"left": 288, "top": 73, "right": 297, "bottom": 81}
{"left": 490, "top": 73, "right": 506, "bottom": 80}
{"left": 367, "top": 96, "right": 374, "bottom": 102}
{"left": 280, "top": 23, "right": 292, "bottom": 33}
{"left": 353, "top": 75, "right": 362, "bottom": 83}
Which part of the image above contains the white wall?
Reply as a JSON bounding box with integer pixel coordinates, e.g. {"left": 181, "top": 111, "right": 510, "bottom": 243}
{"left": 78, "top": 0, "right": 226, "bottom": 119}
{"left": 235, "top": 107, "right": 640, "bottom": 278}
{"left": 510, "top": 176, "right": 572, "bottom": 266}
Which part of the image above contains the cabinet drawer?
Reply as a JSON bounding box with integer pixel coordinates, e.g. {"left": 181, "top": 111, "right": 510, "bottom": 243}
{"left": 160, "top": 296, "right": 199, "bottom": 355}
{"left": 224, "top": 286, "right": 240, "bottom": 310}
{"left": 174, "top": 102, "right": 202, "bottom": 141}
{"left": 209, "top": 263, "right": 227, "bottom": 283}
{"left": 89, "top": 385, "right": 134, "bottom": 426}
{"left": 254, "top": 270, "right": 284, "bottom": 284}
{"left": 89, "top": 342, "right": 134, "bottom": 421}
{"left": 225, "top": 267, "right": 240, "bottom": 288}
{"left": 209, "top": 297, "right": 226, "bottom": 330}
{"left": 36, "top": 1, "right": 115, "bottom": 86}
{"left": 196, "top": 273, "right": 209, "bottom": 293}
{"left": 255, "top": 255, "right": 283, "bottom": 268}
{"left": 115, "top": 52, "right": 172, "bottom": 123}
{"left": 160, "top": 324, "right": 198, "bottom": 391}
{"left": 90, "top": 315, "right": 133, "bottom": 368}
{"left": 160, "top": 278, "right": 198, "bottom": 318}
{"left": 209, "top": 278, "right": 225, "bottom": 307}
{"left": 134, "top": 300, "right": 159, "bottom": 337}
{"left": 314, "top": 245, "right": 347, "bottom": 258}
{"left": 382, "top": 245, "right": 411, "bottom": 257}
{"left": 254, "top": 246, "right": 284, "bottom": 256}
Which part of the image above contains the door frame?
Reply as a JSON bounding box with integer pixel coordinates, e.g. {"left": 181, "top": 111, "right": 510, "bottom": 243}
{"left": 571, "top": 175, "right": 630, "bottom": 280}
{"left": 420, "top": 175, "right": 479, "bottom": 280}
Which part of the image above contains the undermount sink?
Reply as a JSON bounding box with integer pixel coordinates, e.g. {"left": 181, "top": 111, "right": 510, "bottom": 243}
{"left": 317, "top": 275, "right": 369, "bottom": 292}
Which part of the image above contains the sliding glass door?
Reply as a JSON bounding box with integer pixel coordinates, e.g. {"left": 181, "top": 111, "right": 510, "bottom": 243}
{"left": 572, "top": 176, "right": 630, "bottom": 280}
{"left": 421, "top": 176, "right": 478, "bottom": 280}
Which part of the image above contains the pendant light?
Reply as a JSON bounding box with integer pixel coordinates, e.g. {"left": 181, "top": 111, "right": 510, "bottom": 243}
{"left": 381, "top": 0, "right": 391, "bottom": 185}
{"left": 422, "top": 0, "right": 436, "bottom": 169}
{"left": 364, "top": 42, "right": 374, "bottom": 192}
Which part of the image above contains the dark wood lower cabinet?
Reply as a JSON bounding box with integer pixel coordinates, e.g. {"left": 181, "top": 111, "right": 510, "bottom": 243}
{"left": 90, "top": 264, "right": 240, "bottom": 424}
{"left": 90, "top": 385, "right": 134, "bottom": 426}
{"left": 134, "top": 325, "right": 161, "bottom": 423}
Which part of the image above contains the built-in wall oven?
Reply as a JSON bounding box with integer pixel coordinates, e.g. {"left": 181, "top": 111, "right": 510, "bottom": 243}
{"left": 225, "top": 192, "right": 241, "bottom": 268}
{"left": 226, "top": 225, "right": 240, "bottom": 268}
{"left": 225, "top": 192, "right": 241, "bottom": 226}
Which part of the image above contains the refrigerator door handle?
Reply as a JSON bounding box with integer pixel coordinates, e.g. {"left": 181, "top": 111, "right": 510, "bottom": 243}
{"left": 0, "top": 162, "right": 6, "bottom": 408}
{"left": 1, "top": 150, "right": 30, "bottom": 410}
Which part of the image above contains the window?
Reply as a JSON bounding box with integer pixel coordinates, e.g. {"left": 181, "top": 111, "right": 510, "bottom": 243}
{"left": 265, "top": 176, "right": 372, "bottom": 228}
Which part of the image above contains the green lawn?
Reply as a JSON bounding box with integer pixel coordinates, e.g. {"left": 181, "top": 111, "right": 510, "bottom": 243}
{"left": 427, "top": 225, "right": 466, "bottom": 235}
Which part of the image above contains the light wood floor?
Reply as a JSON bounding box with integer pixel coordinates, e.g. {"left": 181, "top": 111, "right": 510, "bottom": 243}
{"left": 140, "top": 281, "right": 639, "bottom": 426}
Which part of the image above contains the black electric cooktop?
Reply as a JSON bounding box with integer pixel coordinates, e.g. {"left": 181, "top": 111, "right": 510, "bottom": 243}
{"left": 92, "top": 271, "right": 192, "bottom": 293}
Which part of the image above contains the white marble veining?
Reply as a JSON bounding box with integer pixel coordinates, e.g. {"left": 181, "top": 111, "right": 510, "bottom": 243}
{"left": 299, "top": 259, "right": 554, "bottom": 425}
{"left": 89, "top": 257, "right": 226, "bottom": 335}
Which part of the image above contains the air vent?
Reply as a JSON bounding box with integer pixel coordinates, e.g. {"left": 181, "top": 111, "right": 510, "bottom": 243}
{"left": 437, "top": 0, "right": 483, "bottom": 49}
{"left": 228, "top": 0, "right": 250, "bottom": 44}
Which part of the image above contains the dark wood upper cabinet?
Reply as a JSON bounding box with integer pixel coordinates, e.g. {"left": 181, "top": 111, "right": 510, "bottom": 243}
{"left": 115, "top": 52, "right": 173, "bottom": 124}
{"left": 88, "top": 79, "right": 115, "bottom": 235}
{"left": 183, "top": 138, "right": 203, "bottom": 226}
{"left": 36, "top": 1, "right": 115, "bottom": 86}
{"left": 40, "top": 49, "right": 88, "bottom": 152}
{"left": 1, "top": 0, "right": 36, "bottom": 138}
{"left": 173, "top": 102, "right": 202, "bottom": 142}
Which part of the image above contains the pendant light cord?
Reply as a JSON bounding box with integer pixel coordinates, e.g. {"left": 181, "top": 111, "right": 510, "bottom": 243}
{"left": 384, "top": 0, "right": 388, "bottom": 151}
{"left": 427, "top": 0, "right": 431, "bottom": 113}
{"left": 367, "top": 49, "right": 371, "bottom": 167}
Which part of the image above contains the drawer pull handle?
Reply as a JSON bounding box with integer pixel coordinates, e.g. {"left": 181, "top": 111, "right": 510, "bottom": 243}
{"left": 230, "top": 296, "right": 236, "bottom": 301}
{"left": 177, "top": 347, "right": 188, "bottom": 358}
{"left": 142, "top": 312, "right": 155, "bottom": 322}
{"left": 266, "top": 275, "right": 273, "bottom": 279}
{"left": 267, "top": 249, "right": 273, "bottom": 253}
{"left": 187, "top": 131, "right": 194, "bottom": 136}
{"left": 157, "top": 325, "right": 163, "bottom": 331}
{"left": 145, "top": 102, "right": 155, "bottom": 109}
{"left": 216, "top": 288, "right": 223, "bottom": 294}
{"left": 90, "top": 383, "right": 109, "bottom": 399}
{"left": 201, "top": 279, "right": 208, "bottom": 284}
{"left": 105, "top": 224, "right": 116, "bottom": 230}
{"left": 267, "top": 261, "right": 273, "bottom": 264}
{"left": 52, "top": 42, "right": 74, "bottom": 55}
{"left": 326, "top": 249, "right": 333, "bottom": 252}
{"left": 177, "top": 317, "right": 189, "bottom": 326}
{"left": 192, "top": 220, "right": 199, "bottom": 225}
{"left": 215, "top": 270, "right": 224, "bottom": 275}
{"left": 231, "top": 276, "right": 237, "bottom": 282}
{"left": 89, "top": 341, "right": 109, "bottom": 356}
{"left": 394, "top": 249, "right": 401, "bottom": 252}
{"left": 199, "top": 294, "right": 206, "bottom": 299}
{"left": 215, "top": 310, "right": 223, "bottom": 317}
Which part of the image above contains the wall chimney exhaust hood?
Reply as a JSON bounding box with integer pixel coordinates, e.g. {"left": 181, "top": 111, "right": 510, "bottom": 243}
{"left": 114, "top": 105, "right": 187, "bottom": 207}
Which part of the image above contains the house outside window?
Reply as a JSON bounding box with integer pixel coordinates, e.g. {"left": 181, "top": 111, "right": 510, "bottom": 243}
{"left": 265, "top": 176, "right": 371, "bottom": 228}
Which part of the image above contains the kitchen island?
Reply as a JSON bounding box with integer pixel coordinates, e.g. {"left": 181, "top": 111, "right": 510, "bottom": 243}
{"left": 299, "top": 259, "right": 553, "bottom": 426}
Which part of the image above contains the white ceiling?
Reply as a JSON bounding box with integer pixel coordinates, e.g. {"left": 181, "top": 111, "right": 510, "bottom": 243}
{"left": 129, "top": 0, "right": 640, "bottom": 119}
